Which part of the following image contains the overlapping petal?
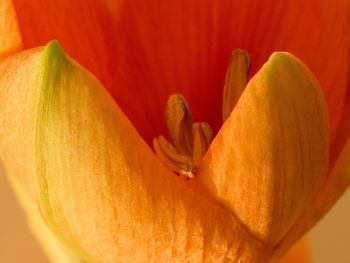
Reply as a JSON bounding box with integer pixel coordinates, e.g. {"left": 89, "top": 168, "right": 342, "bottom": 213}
{"left": 9, "top": 0, "right": 349, "bottom": 143}
{"left": 197, "top": 53, "right": 329, "bottom": 246}
{"left": 0, "top": 43, "right": 275, "bottom": 262}
{"left": 273, "top": 133, "right": 350, "bottom": 260}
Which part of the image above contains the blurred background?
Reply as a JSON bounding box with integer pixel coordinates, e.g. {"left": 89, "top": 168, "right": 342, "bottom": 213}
{"left": 1, "top": 164, "right": 350, "bottom": 262}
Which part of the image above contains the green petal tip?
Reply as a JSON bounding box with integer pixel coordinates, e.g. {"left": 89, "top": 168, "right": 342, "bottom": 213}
{"left": 41, "top": 40, "right": 67, "bottom": 69}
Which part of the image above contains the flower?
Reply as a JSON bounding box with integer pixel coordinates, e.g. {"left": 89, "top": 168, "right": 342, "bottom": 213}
{"left": 0, "top": 0, "right": 349, "bottom": 262}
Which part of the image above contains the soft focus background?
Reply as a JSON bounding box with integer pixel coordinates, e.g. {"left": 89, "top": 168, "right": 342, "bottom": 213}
{"left": 1, "top": 163, "right": 350, "bottom": 262}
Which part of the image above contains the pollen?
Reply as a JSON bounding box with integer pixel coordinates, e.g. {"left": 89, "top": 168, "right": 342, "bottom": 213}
{"left": 153, "top": 49, "right": 250, "bottom": 178}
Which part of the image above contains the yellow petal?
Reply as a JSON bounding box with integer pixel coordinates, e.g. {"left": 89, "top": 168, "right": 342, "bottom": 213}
{"left": 198, "top": 52, "right": 329, "bottom": 245}
{"left": 0, "top": 42, "right": 274, "bottom": 262}
{"left": 0, "top": 0, "right": 22, "bottom": 58}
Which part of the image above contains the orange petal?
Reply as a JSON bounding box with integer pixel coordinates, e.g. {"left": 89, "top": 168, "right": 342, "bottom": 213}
{"left": 278, "top": 238, "right": 311, "bottom": 263}
{"left": 197, "top": 52, "right": 329, "bottom": 246}
{"left": 273, "top": 135, "right": 350, "bottom": 260}
{"left": 273, "top": 94, "right": 350, "bottom": 259}
{"left": 11, "top": 0, "right": 349, "bottom": 143}
{"left": 11, "top": 0, "right": 121, "bottom": 87}
{"left": 273, "top": 13, "right": 350, "bottom": 256}
{"left": 0, "top": 42, "right": 274, "bottom": 262}
{"left": 0, "top": 0, "right": 22, "bottom": 58}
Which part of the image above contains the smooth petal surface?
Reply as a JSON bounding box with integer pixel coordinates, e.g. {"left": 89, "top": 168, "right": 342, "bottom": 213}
{"left": 0, "top": 0, "right": 22, "bottom": 57}
{"left": 0, "top": 43, "right": 274, "bottom": 263}
{"left": 271, "top": 4, "right": 350, "bottom": 258}
{"left": 198, "top": 53, "right": 329, "bottom": 246}
{"left": 11, "top": 0, "right": 349, "bottom": 143}
{"left": 0, "top": 47, "right": 41, "bottom": 200}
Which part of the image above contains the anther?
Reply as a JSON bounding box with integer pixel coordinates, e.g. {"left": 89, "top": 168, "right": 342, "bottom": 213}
{"left": 166, "top": 94, "right": 193, "bottom": 155}
{"left": 192, "top": 123, "right": 212, "bottom": 167}
{"left": 154, "top": 50, "right": 250, "bottom": 178}
{"left": 154, "top": 95, "right": 212, "bottom": 178}
{"left": 222, "top": 49, "right": 250, "bottom": 122}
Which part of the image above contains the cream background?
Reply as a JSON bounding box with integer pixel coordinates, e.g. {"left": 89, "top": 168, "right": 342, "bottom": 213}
{"left": 1, "top": 164, "right": 349, "bottom": 263}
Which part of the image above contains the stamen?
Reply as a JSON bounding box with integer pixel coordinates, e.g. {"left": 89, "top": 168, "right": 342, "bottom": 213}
{"left": 154, "top": 94, "right": 212, "bottom": 178}
{"left": 153, "top": 135, "right": 196, "bottom": 177}
{"left": 154, "top": 49, "right": 250, "bottom": 178}
{"left": 197, "top": 122, "right": 213, "bottom": 146}
{"left": 192, "top": 123, "right": 212, "bottom": 166}
{"left": 157, "top": 135, "right": 194, "bottom": 171}
{"left": 166, "top": 94, "right": 193, "bottom": 156}
{"left": 153, "top": 137, "right": 183, "bottom": 174}
{"left": 222, "top": 49, "right": 250, "bottom": 122}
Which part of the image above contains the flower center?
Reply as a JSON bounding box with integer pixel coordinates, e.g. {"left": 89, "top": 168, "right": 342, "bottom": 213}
{"left": 153, "top": 49, "right": 250, "bottom": 178}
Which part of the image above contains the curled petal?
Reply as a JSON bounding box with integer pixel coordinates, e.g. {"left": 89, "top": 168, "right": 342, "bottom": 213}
{"left": 0, "top": 42, "right": 274, "bottom": 262}
{"left": 198, "top": 52, "right": 329, "bottom": 245}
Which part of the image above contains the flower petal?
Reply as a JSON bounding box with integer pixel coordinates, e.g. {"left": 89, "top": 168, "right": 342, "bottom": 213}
{"left": 109, "top": 0, "right": 349, "bottom": 142}
{"left": 273, "top": 134, "right": 350, "bottom": 260}
{"left": 272, "top": 17, "right": 350, "bottom": 257}
{"left": 11, "top": 0, "right": 349, "bottom": 143}
{"left": 272, "top": 93, "right": 350, "bottom": 259}
{"left": 0, "top": 42, "right": 274, "bottom": 262}
{"left": 11, "top": 0, "right": 121, "bottom": 88}
{"left": 197, "top": 52, "right": 329, "bottom": 245}
{"left": 0, "top": 0, "right": 22, "bottom": 58}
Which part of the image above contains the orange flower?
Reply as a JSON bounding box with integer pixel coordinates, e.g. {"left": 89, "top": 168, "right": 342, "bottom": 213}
{"left": 0, "top": 0, "right": 349, "bottom": 262}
